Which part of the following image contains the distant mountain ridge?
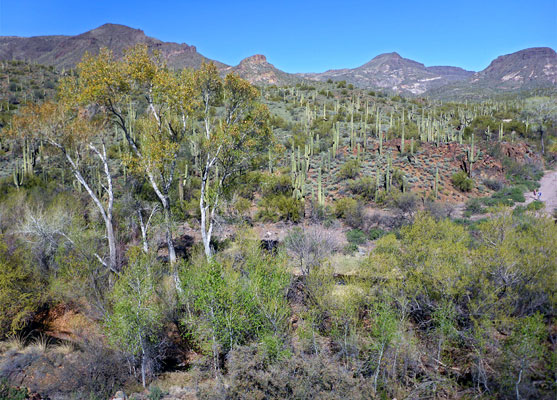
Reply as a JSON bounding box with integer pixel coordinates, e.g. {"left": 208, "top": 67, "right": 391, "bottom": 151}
{"left": 298, "top": 52, "right": 475, "bottom": 95}
{"left": 0, "top": 24, "right": 555, "bottom": 97}
{"left": 0, "top": 23, "right": 226, "bottom": 70}
{"left": 426, "top": 47, "right": 557, "bottom": 99}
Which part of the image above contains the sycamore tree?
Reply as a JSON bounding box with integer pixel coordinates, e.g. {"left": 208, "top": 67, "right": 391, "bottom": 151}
{"left": 9, "top": 101, "right": 120, "bottom": 273}
{"left": 62, "top": 45, "right": 195, "bottom": 266}
{"left": 193, "top": 63, "right": 272, "bottom": 258}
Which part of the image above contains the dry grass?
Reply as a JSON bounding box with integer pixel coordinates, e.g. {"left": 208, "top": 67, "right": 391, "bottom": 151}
{"left": 0, "top": 334, "right": 27, "bottom": 353}
{"left": 28, "top": 333, "right": 51, "bottom": 353}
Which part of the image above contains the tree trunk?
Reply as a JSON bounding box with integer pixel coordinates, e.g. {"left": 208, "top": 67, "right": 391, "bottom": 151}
{"left": 106, "top": 217, "right": 117, "bottom": 272}
{"left": 162, "top": 202, "right": 176, "bottom": 264}
{"left": 200, "top": 167, "right": 212, "bottom": 259}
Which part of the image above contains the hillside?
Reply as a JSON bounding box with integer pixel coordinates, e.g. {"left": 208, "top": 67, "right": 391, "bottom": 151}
{"left": 298, "top": 52, "right": 474, "bottom": 95}
{"left": 0, "top": 23, "right": 227, "bottom": 70}
{"left": 426, "top": 47, "right": 557, "bottom": 99}
{"left": 222, "top": 54, "right": 303, "bottom": 86}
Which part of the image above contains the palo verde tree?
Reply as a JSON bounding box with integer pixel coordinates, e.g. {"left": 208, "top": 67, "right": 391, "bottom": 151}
{"left": 193, "top": 63, "right": 272, "bottom": 258}
{"left": 9, "top": 101, "right": 120, "bottom": 274}
{"left": 63, "top": 45, "right": 195, "bottom": 268}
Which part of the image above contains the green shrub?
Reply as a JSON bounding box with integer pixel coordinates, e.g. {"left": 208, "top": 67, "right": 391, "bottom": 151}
{"left": 347, "top": 177, "right": 376, "bottom": 200}
{"left": 526, "top": 200, "right": 544, "bottom": 211}
{"left": 451, "top": 171, "right": 474, "bottom": 192}
{"left": 466, "top": 198, "right": 484, "bottom": 214}
{"left": 368, "top": 228, "right": 387, "bottom": 240}
{"left": 0, "top": 238, "right": 43, "bottom": 338}
{"left": 337, "top": 159, "right": 360, "bottom": 180}
{"left": 346, "top": 229, "right": 366, "bottom": 246}
{"left": 257, "top": 195, "right": 303, "bottom": 223}
{"left": 0, "top": 378, "right": 28, "bottom": 400}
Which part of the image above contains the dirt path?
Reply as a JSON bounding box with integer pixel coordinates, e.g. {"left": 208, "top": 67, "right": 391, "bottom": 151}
{"left": 452, "top": 169, "right": 557, "bottom": 219}
{"left": 524, "top": 170, "right": 557, "bottom": 215}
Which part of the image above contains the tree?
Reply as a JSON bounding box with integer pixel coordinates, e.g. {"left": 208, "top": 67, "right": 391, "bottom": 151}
{"left": 193, "top": 63, "right": 272, "bottom": 258}
{"left": 63, "top": 45, "right": 195, "bottom": 268}
{"left": 10, "top": 101, "right": 119, "bottom": 273}
{"left": 106, "top": 248, "right": 164, "bottom": 388}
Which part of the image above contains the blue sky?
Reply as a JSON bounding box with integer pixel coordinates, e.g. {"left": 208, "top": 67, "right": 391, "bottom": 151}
{"left": 1, "top": 0, "right": 556, "bottom": 73}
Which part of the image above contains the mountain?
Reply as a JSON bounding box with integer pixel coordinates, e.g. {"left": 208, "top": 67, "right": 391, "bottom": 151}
{"left": 426, "top": 47, "right": 557, "bottom": 99}
{"left": 222, "top": 54, "right": 302, "bottom": 86}
{"left": 298, "top": 52, "right": 474, "bottom": 95}
{"left": 0, "top": 23, "right": 227, "bottom": 70}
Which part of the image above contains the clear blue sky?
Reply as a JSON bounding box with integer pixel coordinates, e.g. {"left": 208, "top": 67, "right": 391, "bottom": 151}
{"left": 1, "top": 0, "right": 556, "bottom": 72}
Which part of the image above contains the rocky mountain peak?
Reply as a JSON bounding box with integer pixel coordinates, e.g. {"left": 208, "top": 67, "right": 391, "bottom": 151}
{"left": 239, "top": 54, "right": 268, "bottom": 65}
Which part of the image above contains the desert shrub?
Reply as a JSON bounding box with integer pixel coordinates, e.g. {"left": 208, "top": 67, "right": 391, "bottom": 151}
{"left": 0, "top": 238, "right": 44, "bottom": 338}
{"left": 0, "top": 378, "right": 28, "bottom": 400}
{"left": 106, "top": 248, "right": 167, "bottom": 387}
{"left": 180, "top": 243, "right": 290, "bottom": 373}
{"left": 451, "top": 171, "right": 474, "bottom": 192}
{"left": 526, "top": 200, "right": 544, "bottom": 211}
{"left": 368, "top": 228, "right": 387, "bottom": 240}
{"left": 284, "top": 226, "right": 338, "bottom": 275}
{"left": 334, "top": 198, "right": 364, "bottom": 229}
{"left": 337, "top": 159, "right": 360, "bottom": 180}
{"left": 483, "top": 178, "right": 504, "bottom": 191}
{"left": 257, "top": 195, "right": 303, "bottom": 223}
{"left": 261, "top": 174, "right": 293, "bottom": 197}
{"left": 503, "top": 159, "right": 543, "bottom": 184}
{"left": 220, "top": 346, "right": 373, "bottom": 400}
{"left": 346, "top": 229, "right": 366, "bottom": 246}
{"left": 484, "top": 185, "right": 526, "bottom": 206}
{"left": 424, "top": 200, "right": 454, "bottom": 220}
{"left": 347, "top": 177, "right": 375, "bottom": 200}
{"left": 392, "top": 192, "right": 419, "bottom": 216}
{"left": 466, "top": 198, "right": 484, "bottom": 214}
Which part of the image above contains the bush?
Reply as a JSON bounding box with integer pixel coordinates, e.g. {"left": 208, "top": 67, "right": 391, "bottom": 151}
{"left": 483, "top": 179, "right": 504, "bottom": 191}
{"left": 451, "top": 171, "right": 474, "bottom": 192}
{"left": 0, "top": 378, "right": 28, "bottom": 400}
{"left": 334, "top": 198, "right": 364, "bottom": 228}
{"left": 424, "top": 200, "right": 454, "bottom": 220}
{"left": 368, "top": 228, "right": 387, "bottom": 240}
{"left": 347, "top": 177, "right": 376, "bottom": 200}
{"left": 0, "top": 238, "right": 43, "bottom": 338}
{"left": 392, "top": 192, "right": 419, "bottom": 216}
{"left": 526, "top": 200, "right": 544, "bottom": 211}
{"left": 257, "top": 195, "right": 303, "bottom": 223}
{"left": 220, "top": 346, "right": 373, "bottom": 400}
{"left": 337, "top": 160, "right": 360, "bottom": 180}
{"left": 346, "top": 229, "right": 366, "bottom": 246}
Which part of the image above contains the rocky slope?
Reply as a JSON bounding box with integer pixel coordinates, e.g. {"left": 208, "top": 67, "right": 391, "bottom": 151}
{"left": 298, "top": 52, "right": 474, "bottom": 95}
{"left": 222, "top": 54, "right": 302, "bottom": 86}
{"left": 0, "top": 23, "right": 226, "bottom": 70}
{"left": 426, "top": 47, "right": 557, "bottom": 99}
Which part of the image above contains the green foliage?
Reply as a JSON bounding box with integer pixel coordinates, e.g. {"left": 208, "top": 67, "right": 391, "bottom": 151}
{"left": 180, "top": 239, "right": 290, "bottom": 366}
{"left": 0, "top": 237, "right": 43, "bottom": 337}
{"left": 337, "top": 159, "right": 360, "bottom": 180}
{"left": 347, "top": 177, "right": 376, "bottom": 200}
{"left": 0, "top": 379, "right": 28, "bottom": 400}
{"left": 526, "top": 200, "right": 544, "bottom": 211}
{"left": 368, "top": 228, "right": 387, "bottom": 241}
{"left": 346, "top": 229, "right": 367, "bottom": 246}
{"left": 334, "top": 197, "right": 364, "bottom": 228}
{"left": 257, "top": 194, "right": 303, "bottom": 222}
{"left": 105, "top": 248, "right": 165, "bottom": 386}
{"left": 451, "top": 171, "right": 474, "bottom": 192}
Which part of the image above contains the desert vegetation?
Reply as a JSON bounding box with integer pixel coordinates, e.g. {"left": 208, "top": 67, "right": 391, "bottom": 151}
{"left": 0, "top": 45, "right": 556, "bottom": 399}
